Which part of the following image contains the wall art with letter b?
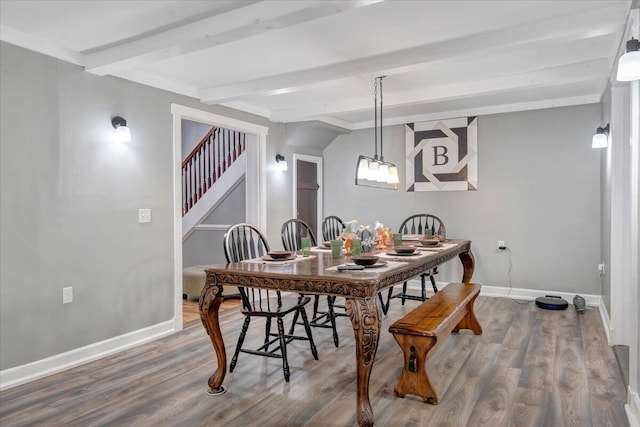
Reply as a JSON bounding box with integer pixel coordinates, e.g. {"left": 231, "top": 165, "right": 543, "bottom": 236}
{"left": 405, "top": 117, "right": 477, "bottom": 192}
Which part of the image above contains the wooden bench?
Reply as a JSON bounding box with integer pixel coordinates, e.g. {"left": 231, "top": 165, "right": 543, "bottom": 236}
{"left": 388, "top": 282, "right": 482, "bottom": 404}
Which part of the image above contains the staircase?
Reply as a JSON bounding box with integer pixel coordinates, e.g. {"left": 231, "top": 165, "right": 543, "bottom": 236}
{"left": 182, "top": 126, "right": 247, "bottom": 238}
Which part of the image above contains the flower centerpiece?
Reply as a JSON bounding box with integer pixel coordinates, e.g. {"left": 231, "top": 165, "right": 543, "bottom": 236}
{"left": 341, "top": 220, "right": 359, "bottom": 254}
{"left": 374, "top": 221, "right": 393, "bottom": 248}
{"left": 357, "top": 223, "right": 374, "bottom": 252}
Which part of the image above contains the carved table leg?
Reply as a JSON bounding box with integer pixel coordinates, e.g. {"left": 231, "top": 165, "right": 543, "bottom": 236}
{"left": 346, "top": 296, "right": 382, "bottom": 427}
{"left": 459, "top": 248, "right": 475, "bottom": 283}
{"left": 199, "top": 273, "right": 227, "bottom": 396}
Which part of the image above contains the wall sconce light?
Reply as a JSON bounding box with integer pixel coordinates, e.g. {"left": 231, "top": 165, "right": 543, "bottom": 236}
{"left": 616, "top": 38, "right": 640, "bottom": 82}
{"left": 592, "top": 124, "right": 609, "bottom": 148}
{"left": 111, "top": 116, "right": 131, "bottom": 143}
{"left": 275, "top": 154, "right": 288, "bottom": 171}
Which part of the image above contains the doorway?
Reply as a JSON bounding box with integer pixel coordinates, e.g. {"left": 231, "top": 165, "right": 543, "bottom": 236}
{"left": 293, "top": 154, "right": 323, "bottom": 239}
{"left": 171, "top": 104, "right": 268, "bottom": 331}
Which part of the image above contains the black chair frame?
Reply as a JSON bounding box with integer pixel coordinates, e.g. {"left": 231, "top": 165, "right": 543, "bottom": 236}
{"left": 281, "top": 218, "right": 342, "bottom": 347}
{"left": 225, "top": 222, "right": 318, "bottom": 382}
{"left": 321, "top": 215, "right": 345, "bottom": 242}
{"left": 381, "top": 214, "right": 446, "bottom": 314}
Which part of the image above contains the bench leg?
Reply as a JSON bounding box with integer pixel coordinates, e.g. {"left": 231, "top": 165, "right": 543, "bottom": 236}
{"left": 391, "top": 335, "right": 439, "bottom": 404}
{"left": 452, "top": 293, "right": 483, "bottom": 335}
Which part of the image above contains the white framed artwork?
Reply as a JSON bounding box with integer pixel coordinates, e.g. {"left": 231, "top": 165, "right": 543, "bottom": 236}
{"left": 405, "top": 117, "right": 477, "bottom": 192}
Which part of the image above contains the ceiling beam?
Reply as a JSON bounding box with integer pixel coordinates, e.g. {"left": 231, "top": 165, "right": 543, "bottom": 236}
{"left": 199, "top": 3, "right": 625, "bottom": 104}
{"left": 352, "top": 94, "right": 602, "bottom": 130}
{"left": 85, "top": 0, "right": 382, "bottom": 76}
{"left": 268, "top": 59, "right": 611, "bottom": 123}
{"left": 0, "top": 25, "right": 85, "bottom": 66}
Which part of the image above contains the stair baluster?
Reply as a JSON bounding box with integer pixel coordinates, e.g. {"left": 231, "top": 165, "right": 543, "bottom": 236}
{"left": 181, "top": 125, "right": 248, "bottom": 216}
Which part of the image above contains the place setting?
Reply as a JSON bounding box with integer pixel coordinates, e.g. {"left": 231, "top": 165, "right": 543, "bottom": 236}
{"left": 330, "top": 255, "right": 402, "bottom": 273}
{"left": 378, "top": 245, "right": 429, "bottom": 261}
{"left": 311, "top": 241, "right": 333, "bottom": 251}
{"left": 243, "top": 250, "right": 315, "bottom": 265}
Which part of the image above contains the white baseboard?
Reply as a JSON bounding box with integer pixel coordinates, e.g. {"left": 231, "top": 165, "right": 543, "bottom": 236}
{"left": 478, "top": 285, "right": 601, "bottom": 306}
{"left": 624, "top": 390, "right": 640, "bottom": 427}
{"left": 598, "top": 297, "right": 613, "bottom": 344}
{"left": 0, "top": 319, "right": 175, "bottom": 391}
{"left": 627, "top": 387, "right": 640, "bottom": 427}
{"left": 405, "top": 280, "right": 601, "bottom": 307}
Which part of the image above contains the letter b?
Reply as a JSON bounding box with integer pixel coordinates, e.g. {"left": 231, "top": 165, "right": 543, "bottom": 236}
{"left": 432, "top": 146, "right": 449, "bottom": 166}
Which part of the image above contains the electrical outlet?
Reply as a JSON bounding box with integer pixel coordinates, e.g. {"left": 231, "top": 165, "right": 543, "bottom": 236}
{"left": 138, "top": 209, "right": 151, "bottom": 223}
{"left": 598, "top": 262, "right": 605, "bottom": 275}
{"left": 63, "top": 286, "right": 73, "bottom": 304}
{"left": 498, "top": 240, "right": 506, "bottom": 250}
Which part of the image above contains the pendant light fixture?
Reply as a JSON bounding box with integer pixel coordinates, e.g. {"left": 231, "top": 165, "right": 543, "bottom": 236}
{"left": 355, "top": 76, "right": 399, "bottom": 190}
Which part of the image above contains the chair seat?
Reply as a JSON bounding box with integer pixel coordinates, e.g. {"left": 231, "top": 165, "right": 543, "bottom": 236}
{"left": 183, "top": 264, "right": 239, "bottom": 298}
{"left": 241, "top": 295, "right": 311, "bottom": 317}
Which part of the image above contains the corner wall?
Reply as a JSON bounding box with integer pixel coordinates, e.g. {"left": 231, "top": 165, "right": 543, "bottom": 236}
{"left": 323, "top": 104, "right": 602, "bottom": 294}
{"left": 0, "top": 41, "right": 285, "bottom": 373}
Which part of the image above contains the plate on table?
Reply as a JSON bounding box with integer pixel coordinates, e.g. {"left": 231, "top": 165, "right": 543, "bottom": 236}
{"left": 343, "top": 261, "right": 388, "bottom": 269}
{"left": 352, "top": 255, "right": 379, "bottom": 266}
{"left": 315, "top": 245, "right": 331, "bottom": 250}
{"left": 261, "top": 254, "right": 296, "bottom": 262}
{"left": 267, "top": 250, "right": 293, "bottom": 259}
{"left": 418, "top": 240, "right": 443, "bottom": 248}
{"left": 363, "top": 261, "right": 387, "bottom": 268}
{"left": 393, "top": 246, "right": 416, "bottom": 254}
{"left": 386, "top": 251, "right": 420, "bottom": 257}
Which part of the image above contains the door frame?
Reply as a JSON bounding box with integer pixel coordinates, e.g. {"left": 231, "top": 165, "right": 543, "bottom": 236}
{"left": 292, "top": 154, "right": 323, "bottom": 238}
{"left": 171, "top": 104, "right": 268, "bottom": 331}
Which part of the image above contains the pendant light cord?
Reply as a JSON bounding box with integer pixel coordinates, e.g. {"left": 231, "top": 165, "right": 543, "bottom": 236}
{"left": 379, "top": 76, "right": 384, "bottom": 161}
{"left": 374, "top": 78, "right": 378, "bottom": 160}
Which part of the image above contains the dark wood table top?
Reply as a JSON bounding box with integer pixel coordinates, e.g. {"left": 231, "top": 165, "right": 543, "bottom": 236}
{"left": 204, "top": 239, "right": 471, "bottom": 298}
{"left": 200, "top": 238, "right": 475, "bottom": 427}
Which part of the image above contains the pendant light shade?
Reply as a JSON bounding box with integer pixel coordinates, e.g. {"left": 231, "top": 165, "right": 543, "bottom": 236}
{"left": 357, "top": 157, "right": 370, "bottom": 180}
{"left": 617, "top": 38, "right": 640, "bottom": 82}
{"left": 355, "top": 76, "right": 398, "bottom": 190}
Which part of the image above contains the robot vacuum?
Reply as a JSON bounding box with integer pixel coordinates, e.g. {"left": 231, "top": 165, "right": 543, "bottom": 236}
{"left": 535, "top": 295, "right": 568, "bottom": 310}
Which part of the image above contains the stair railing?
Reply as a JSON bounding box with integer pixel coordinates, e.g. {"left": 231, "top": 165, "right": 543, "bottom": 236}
{"left": 182, "top": 126, "right": 246, "bottom": 215}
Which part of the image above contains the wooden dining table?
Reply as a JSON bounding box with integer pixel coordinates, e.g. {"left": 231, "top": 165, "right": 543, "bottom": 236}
{"left": 199, "top": 239, "right": 474, "bottom": 427}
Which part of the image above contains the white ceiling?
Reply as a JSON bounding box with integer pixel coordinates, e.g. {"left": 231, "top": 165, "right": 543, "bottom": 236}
{"left": 0, "top": 0, "right": 634, "bottom": 130}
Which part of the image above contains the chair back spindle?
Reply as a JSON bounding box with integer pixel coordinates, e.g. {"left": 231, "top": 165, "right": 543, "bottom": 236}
{"left": 281, "top": 219, "right": 317, "bottom": 251}
{"left": 322, "top": 216, "right": 345, "bottom": 242}
{"left": 224, "top": 223, "right": 273, "bottom": 310}
{"left": 398, "top": 214, "right": 446, "bottom": 239}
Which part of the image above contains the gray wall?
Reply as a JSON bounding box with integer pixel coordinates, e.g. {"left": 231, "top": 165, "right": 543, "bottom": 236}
{"left": 0, "top": 42, "right": 288, "bottom": 370}
{"left": 324, "top": 104, "right": 602, "bottom": 294}
{"left": 265, "top": 146, "right": 324, "bottom": 251}
{"left": 182, "top": 179, "right": 246, "bottom": 267}
{"left": 181, "top": 119, "right": 213, "bottom": 159}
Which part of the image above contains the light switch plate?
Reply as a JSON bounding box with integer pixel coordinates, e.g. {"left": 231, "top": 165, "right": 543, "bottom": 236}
{"left": 138, "top": 209, "right": 152, "bottom": 223}
{"left": 63, "top": 286, "right": 73, "bottom": 304}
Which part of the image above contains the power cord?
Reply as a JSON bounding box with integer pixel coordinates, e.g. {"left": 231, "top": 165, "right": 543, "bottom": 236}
{"left": 500, "top": 246, "right": 528, "bottom": 305}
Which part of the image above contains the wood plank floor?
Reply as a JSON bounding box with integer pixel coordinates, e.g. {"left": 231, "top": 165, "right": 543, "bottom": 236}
{"left": 0, "top": 295, "right": 629, "bottom": 427}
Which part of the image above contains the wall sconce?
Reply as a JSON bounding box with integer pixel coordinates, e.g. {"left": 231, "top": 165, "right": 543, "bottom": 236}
{"left": 616, "top": 38, "right": 640, "bottom": 82}
{"left": 592, "top": 124, "right": 609, "bottom": 148}
{"left": 275, "top": 154, "right": 288, "bottom": 171}
{"left": 111, "top": 116, "right": 131, "bottom": 143}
